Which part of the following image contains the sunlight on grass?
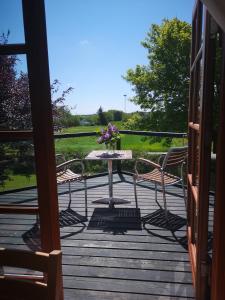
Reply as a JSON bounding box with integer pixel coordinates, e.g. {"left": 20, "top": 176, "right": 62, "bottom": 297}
{"left": 1, "top": 125, "right": 186, "bottom": 192}
{"left": 0, "top": 174, "right": 36, "bottom": 192}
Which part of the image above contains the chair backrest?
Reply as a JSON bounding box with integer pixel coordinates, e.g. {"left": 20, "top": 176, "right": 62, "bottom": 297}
{"left": 162, "top": 146, "right": 188, "bottom": 170}
{"left": 56, "top": 154, "right": 66, "bottom": 166}
{"left": 0, "top": 248, "right": 62, "bottom": 300}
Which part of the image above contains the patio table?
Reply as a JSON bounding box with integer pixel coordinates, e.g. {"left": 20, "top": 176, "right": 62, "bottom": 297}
{"left": 85, "top": 150, "right": 132, "bottom": 208}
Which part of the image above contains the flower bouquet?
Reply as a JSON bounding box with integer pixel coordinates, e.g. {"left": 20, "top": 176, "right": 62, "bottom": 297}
{"left": 97, "top": 123, "right": 120, "bottom": 152}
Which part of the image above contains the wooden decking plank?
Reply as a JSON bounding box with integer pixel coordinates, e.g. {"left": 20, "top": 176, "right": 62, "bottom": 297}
{"left": 64, "top": 288, "right": 195, "bottom": 300}
{"left": 61, "top": 239, "right": 187, "bottom": 252}
{"left": 62, "top": 256, "right": 191, "bottom": 272}
{"left": 61, "top": 247, "right": 190, "bottom": 261}
{"left": 0, "top": 229, "right": 186, "bottom": 242}
{"left": 63, "top": 276, "right": 194, "bottom": 297}
{"left": 62, "top": 264, "right": 192, "bottom": 283}
{"left": 0, "top": 174, "right": 195, "bottom": 299}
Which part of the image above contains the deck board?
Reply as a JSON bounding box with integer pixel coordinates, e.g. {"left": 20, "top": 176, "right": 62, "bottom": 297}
{"left": 0, "top": 174, "right": 195, "bottom": 299}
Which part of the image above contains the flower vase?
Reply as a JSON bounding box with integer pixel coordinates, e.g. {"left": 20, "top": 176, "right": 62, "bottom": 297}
{"left": 106, "top": 143, "right": 116, "bottom": 155}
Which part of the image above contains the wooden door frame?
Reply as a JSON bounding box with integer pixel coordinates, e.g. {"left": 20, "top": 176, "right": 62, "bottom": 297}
{"left": 188, "top": 1, "right": 225, "bottom": 299}
{"left": 22, "top": 0, "right": 61, "bottom": 253}
{"left": 0, "top": 0, "right": 63, "bottom": 299}
{"left": 210, "top": 33, "right": 225, "bottom": 300}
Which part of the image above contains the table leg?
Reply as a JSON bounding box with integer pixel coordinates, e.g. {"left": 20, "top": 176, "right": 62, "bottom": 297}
{"left": 91, "top": 156, "right": 130, "bottom": 207}
{"left": 108, "top": 160, "right": 114, "bottom": 208}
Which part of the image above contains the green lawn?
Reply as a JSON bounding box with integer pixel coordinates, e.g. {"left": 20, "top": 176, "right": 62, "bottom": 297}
{"left": 55, "top": 124, "right": 186, "bottom": 155}
{"left": 0, "top": 174, "right": 36, "bottom": 192}
{"left": 0, "top": 125, "right": 186, "bottom": 192}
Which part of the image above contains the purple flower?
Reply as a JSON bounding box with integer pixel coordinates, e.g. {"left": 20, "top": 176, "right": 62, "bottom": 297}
{"left": 112, "top": 125, "right": 118, "bottom": 133}
{"left": 97, "top": 123, "right": 120, "bottom": 145}
{"left": 103, "top": 132, "right": 111, "bottom": 140}
{"left": 108, "top": 123, "right": 118, "bottom": 133}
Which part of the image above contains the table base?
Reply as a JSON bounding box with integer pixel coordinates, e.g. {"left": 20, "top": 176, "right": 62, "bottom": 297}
{"left": 92, "top": 197, "right": 130, "bottom": 208}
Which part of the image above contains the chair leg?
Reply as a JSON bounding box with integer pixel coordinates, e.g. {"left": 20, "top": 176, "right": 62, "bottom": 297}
{"left": 84, "top": 178, "right": 88, "bottom": 219}
{"left": 68, "top": 181, "right": 72, "bottom": 209}
{"left": 182, "top": 179, "right": 186, "bottom": 206}
{"left": 181, "top": 179, "right": 187, "bottom": 213}
{"left": 133, "top": 176, "right": 138, "bottom": 209}
{"left": 162, "top": 182, "right": 168, "bottom": 220}
{"left": 155, "top": 182, "right": 161, "bottom": 208}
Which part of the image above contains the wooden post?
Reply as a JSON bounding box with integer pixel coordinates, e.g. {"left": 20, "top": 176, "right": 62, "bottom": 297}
{"left": 22, "top": 0, "right": 63, "bottom": 298}
{"left": 195, "top": 9, "right": 215, "bottom": 300}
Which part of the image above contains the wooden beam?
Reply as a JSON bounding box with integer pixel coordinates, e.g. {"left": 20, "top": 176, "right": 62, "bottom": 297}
{"left": 0, "top": 131, "right": 32, "bottom": 141}
{"left": 188, "top": 227, "right": 197, "bottom": 285}
{"left": 0, "top": 44, "right": 27, "bottom": 55}
{"left": 0, "top": 206, "right": 38, "bottom": 215}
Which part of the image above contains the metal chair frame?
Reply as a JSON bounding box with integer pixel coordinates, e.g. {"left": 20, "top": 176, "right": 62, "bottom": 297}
{"left": 56, "top": 156, "right": 87, "bottom": 218}
{"left": 133, "top": 146, "right": 187, "bottom": 219}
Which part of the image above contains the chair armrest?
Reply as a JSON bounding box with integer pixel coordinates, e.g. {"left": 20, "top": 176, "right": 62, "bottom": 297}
{"left": 158, "top": 154, "right": 166, "bottom": 166}
{"left": 134, "top": 158, "right": 161, "bottom": 176}
{"left": 137, "top": 158, "right": 161, "bottom": 169}
{"left": 56, "top": 159, "right": 85, "bottom": 175}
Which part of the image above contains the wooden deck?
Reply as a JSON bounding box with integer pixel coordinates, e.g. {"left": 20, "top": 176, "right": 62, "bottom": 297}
{"left": 0, "top": 174, "right": 195, "bottom": 299}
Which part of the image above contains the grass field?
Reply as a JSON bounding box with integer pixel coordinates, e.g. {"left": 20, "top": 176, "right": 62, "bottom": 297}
{"left": 55, "top": 124, "right": 186, "bottom": 154}
{"left": 0, "top": 125, "right": 186, "bottom": 192}
{"left": 0, "top": 174, "right": 37, "bottom": 192}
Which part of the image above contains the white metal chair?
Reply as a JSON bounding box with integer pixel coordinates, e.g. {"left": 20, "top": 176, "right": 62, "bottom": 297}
{"left": 56, "top": 156, "right": 87, "bottom": 218}
{"left": 133, "top": 146, "right": 187, "bottom": 220}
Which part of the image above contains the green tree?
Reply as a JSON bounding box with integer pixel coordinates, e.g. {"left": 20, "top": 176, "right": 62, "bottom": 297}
{"left": 112, "top": 110, "right": 123, "bottom": 121}
{"left": 0, "top": 33, "right": 73, "bottom": 186}
{"left": 124, "top": 18, "right": 191, "bottom": 132}
{"left": 97, "top": 106, "right": 108, "bottom": 125}
{"left": 55, "top": 106, "right": 80, "bottom": 128}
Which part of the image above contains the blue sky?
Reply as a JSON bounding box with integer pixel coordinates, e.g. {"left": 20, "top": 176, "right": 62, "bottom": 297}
{"left": 1, "top": 0, "right": 194, "bottom": 115}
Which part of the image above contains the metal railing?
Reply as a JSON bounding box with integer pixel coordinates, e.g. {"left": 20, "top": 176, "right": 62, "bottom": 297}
{"left": 0, "top": 129, "right": 187, "bottom": 194}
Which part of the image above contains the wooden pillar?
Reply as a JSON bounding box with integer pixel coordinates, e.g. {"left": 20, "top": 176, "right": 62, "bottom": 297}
{"left": 22, "top": 0, "right": 61, "bottom": 253}
{"left": 211, "top": 33, "right": 225, "bottom": 300}
{"left": 195, "top": 10, "right": 215, "bottom": 300}
{"left": 22, "top": 1, "right": 63, "bottom": 298}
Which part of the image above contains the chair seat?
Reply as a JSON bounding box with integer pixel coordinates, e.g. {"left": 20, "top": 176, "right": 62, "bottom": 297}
{"left": 57, "top": 169, "right": 82, "bottom": 184}
{"left": 137, "top": 168, "right": 180, "bottom": 185}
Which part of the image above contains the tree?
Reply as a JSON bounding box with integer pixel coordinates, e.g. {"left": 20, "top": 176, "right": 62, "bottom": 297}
{"left": 97, "top": 106, "right": 108, "bottom": 125}
{"left": 54, "top": 106, "right": 80, "bottom": 128}
{"left": 123, "top": 18, "right": 191, "bottom": 132}
{"left": 112, "top": 110, "right": 123, "bottom": 121}
{"left": 0, "top": 46, "right": 73, "bottom": 130}
{"left": 0, "top": 33, "right": 73, "bottom": 186}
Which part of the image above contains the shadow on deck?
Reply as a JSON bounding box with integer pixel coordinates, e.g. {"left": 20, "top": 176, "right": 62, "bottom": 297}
{"left": 0, "top": 174, "right": 195, "bottom": 299}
